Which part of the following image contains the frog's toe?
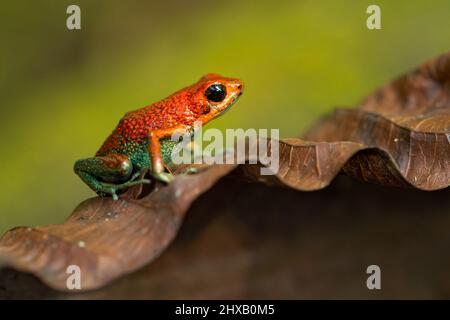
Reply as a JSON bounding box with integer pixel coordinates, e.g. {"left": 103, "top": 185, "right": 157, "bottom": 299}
{"left": 128, "top": 171, "right": 146, "bottom": 182}
{"left": 183, "top": 167, "right": 199, "bottom": 175}
{"left": 119, "top": 178, "right": 151, "bottom": 188}
{"left": 111, "top": 190, "right": 119, "bottom": 201}
{"left": 152, "top": 172, "right": 174, "bottom": 184}
{"left": 98, "top": 186, "right": 119, "bottom": 200}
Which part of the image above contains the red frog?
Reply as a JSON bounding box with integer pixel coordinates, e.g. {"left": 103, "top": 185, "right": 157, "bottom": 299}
{"left": 74, "top": 74, "right": 244, "bottom": 200}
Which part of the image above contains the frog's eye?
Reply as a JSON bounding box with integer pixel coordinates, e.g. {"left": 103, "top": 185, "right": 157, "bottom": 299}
{"left": 205, "top": 83, "right": 227, "bottom": 102}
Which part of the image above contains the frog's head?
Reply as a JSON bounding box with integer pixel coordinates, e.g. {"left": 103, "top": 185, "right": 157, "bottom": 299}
{"left": 186, "top": 73, "right": 244, "bottom": 121}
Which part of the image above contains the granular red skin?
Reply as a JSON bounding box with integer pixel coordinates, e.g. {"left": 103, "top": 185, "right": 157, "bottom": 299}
{"left": 96, "top": 74, "right": 242, "bottom": 157}
{"left": 97, "top": 90, "right": 200, "bottom": 155}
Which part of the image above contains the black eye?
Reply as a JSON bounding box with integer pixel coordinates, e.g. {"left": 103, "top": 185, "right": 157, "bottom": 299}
{"left": 205, "top": 83, "right": 227, "bottom": 102}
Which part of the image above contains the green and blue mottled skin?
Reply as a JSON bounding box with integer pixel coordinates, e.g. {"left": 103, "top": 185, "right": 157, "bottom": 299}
{"left": 74, "top": 74, "right": 243, "bottom": 200}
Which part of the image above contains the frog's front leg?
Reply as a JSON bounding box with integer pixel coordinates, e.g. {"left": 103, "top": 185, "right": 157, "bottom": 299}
{"left": 74, "top": 153, "right": 150, "bottom": 200}
{"left": 148, "top": 126, "right": 192, "bottom": 183}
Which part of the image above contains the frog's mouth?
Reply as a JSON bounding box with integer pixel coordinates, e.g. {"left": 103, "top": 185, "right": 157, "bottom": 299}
{"left": 214, "top": 92, "right": 242, "bottom": 118}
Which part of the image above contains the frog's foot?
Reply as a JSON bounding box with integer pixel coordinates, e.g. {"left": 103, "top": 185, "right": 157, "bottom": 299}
{"left": 152, "top": 171, "right": 174, "bottom": 184}
{"left": 182, "top": 167, "right": 199, "bottom": 175}
{"left": 99, "top": 178, "right": 152, "bottom": 200}
{"left": 128, "top": 171, "right": 144, "bottom": 182}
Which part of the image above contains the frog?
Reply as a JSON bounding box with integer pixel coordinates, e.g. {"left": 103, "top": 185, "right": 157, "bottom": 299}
{"left": 74, "top": 73, "right": 244, "bottom": 200}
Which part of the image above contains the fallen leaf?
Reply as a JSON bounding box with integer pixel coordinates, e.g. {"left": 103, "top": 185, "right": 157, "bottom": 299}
{"left": 0, "top": 165, "right": 235, "bottom": 290}
{"left": 304, "top": 52, "right": 450, "bottom": 190}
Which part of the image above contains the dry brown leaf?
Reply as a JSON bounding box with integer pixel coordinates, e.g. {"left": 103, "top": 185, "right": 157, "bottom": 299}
{"left": 304, "top": 52, "right": 450, "bottom": 190}
{"left": 0, "top": 165, "right": 235, "bottom": 290}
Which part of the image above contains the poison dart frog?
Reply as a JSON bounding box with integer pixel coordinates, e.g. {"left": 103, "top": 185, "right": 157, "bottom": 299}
{"left": 74, "top": 74, "right": 244, "bottom": 200}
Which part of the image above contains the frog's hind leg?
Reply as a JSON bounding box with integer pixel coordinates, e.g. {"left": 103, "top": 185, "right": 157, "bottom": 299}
{"left": 74, "top": 153, "right": 150, "bottom": 200}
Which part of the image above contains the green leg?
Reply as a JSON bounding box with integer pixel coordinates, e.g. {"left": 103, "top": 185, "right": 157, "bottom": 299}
{"left": 74, "top": 153, "right": 150, "bottom": 200}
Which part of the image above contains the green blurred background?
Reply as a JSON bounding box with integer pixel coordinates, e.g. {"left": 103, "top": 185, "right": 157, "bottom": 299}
{"left": 0, "top": 0, "right": 449, "bottom": 233}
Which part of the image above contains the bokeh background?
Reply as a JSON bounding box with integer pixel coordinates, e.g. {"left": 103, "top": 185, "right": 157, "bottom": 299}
{"left": 1, "top": 0, "right": 449, "bottom": 233}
